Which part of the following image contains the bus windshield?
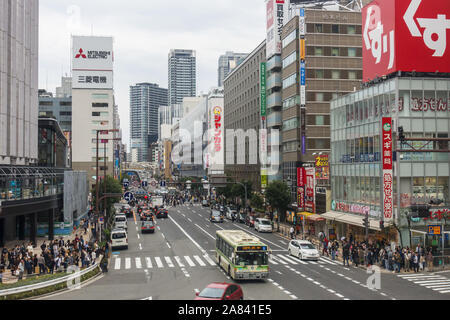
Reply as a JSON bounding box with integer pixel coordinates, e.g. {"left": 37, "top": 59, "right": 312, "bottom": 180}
{"left": 235, "top": 252, "right": 268, "bottom": 266}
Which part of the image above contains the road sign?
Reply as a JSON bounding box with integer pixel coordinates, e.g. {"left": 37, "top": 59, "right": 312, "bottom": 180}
{"left": 151, "top": 181, "right": 156, "bottom": 187}
{"left": 428, "top": 225, "right": 442, "bottom": 235}
{"left": 123, "top": 181, "right": 129, "bottom": 188}
{"left": 123, "top": 192, "right": 134, "bottom": 203}
{"left": 132, "top": 181, "right": 140, "bottom": 188}
{"left": 142, "top": 181, "right": 148, "bottom": 188}
{"left": 99, "top": 217, "right": 104, "bottom": 225}
{"left": 160, "top": 181, "right": 166, "bottom": 187}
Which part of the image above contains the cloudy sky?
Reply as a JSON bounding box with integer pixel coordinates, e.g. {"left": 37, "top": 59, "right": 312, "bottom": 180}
{"left": 39, "top": 0, "right": 267, "bottom": 150}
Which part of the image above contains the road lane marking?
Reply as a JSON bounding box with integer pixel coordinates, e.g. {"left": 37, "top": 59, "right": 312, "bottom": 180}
{"left": 165, "top": 256, "right": 175, "bottom": 268}
{"left": 290, "top": 295, "right": 298, "bottom": 300}
{"left": 125, "top": 258, "right": 131, "bottom": 269}
{"left": 279, "top": 240, "right": 287, "bottom": 245}
{"left": 231, "top": 223, "right": 285, "bottom": 249}
{"left": 145, "top": 257, "right": 153, "bottom": 268}
{"left": 319, "top": 257, "right": 337, "bottom": 265}
{"left": 161, "top": 233, "right": 165, "bottom": 239}
{"left": 203, "top": 255, "right": 216, "bottom": 266}
{"left": 139, "top": 243, "right": 142, "bottom": 250}
{"left": 174, "top": 256, "right": 185, "bottom": 267}
{"left": 135, "top": 257, "right": 142, "bottom": 269}
{"left": 114, "top": 257, "right": 120, "bottom": 270}
{"left": 181, "top": 268, "right": 191, "bottom": 278}
{"left": 184, "top": 256, "right": 196, "bottom": 267}
{"left": 187, "top": 218, "right": 192, "bottom": 222}
{"left": 275, "top": 271, "right": 283, "bottom": 275}
{"left": 182, "top": 214, "right": 186, "bottom": 217}
{"left": 309, "top": 261, "right": 318, "bottom": 265}
{"left": 137, "top": 234, "right": 140, "bottom": 239}
{"left": 194, "top": 224, "right": 216, "bottom": 240}
{"left": 168, "top": 215, "right": 207, "bottom": 255}
{"left": 268, "top": 258, "right": 278, "bottom": 265}
{"left": 166, "top": 242, "right": 171, "bottom": 249}
{"left": 154, "top": 257, "right": 164, "bottom": 268}
{"left": 193, "top": 255, "right": 206, "bottom": 266}
{"left": 271, "top": 256, "right": 287, "bottom": 265}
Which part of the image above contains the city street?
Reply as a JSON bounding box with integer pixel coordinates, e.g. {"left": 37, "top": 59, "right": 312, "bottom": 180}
{"left": 42, "top": 204, "right": 450, "bottom": 301}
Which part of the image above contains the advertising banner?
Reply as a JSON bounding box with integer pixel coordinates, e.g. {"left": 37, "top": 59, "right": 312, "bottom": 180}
{"left": 315, "top": 155, "right": 330, "bottom": 180}
{"left": 305, "top": 167, "right": 315, "bottom": 213}
{"left": 382, "top": 117, "right": 393, "bottom": 220}
{"left": 260, "top": 63, "right": 267, "bottom": 118}
{"left": 298, "top": 187, "right": 305, "bottom": 212}
{"left": 266, "top": 0, "right": 286, "bottom": 59}
{"left": 72, "top": 36, "right": 113, "bottom": 71}
{"left": 299, "top": 8, "right": 306, "bottom": 36}
{"left": 297, "top": 167, "right": 306, "bottom": 187}
{"left": 362, "top": 0, "right": 450, "bottom": 82}
{"left": 210, "top": 105, "right": 224, "bottom": 168}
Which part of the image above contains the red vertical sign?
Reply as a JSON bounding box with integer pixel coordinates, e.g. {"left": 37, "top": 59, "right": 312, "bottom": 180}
{"left": 382, "top": 117, "right": 393, "bottom": 219}
{"left": 305, "top": 167, "right": 315, "bottom": 213}
{"left": 297, "top": 167, "right": 306, "bottom": 211}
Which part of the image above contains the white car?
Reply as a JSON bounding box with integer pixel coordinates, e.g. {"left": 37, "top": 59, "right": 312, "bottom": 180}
{"left": 114, "top": 214, "right": 128, "bottom": 231}
{"left": 288, "top": 240, "right": 320, "bottom": 261}
{"left": 255, "top": 218, "right": 272, "bottom": 233}
{"left": 111, "top": 229, "right": 128, "bottom": 250}
{"left": 225, "top": 207, "right": 237, "bottom": 220}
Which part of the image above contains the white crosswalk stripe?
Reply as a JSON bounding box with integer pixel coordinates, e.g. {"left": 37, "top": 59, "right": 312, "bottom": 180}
{"left": 276, "top": 254, "right": 299, "bottom": 265}
{"left": 193, "top": 255, "right": 206, "bottom": 267}
{"left": 145, "top": 257, "right": 153, "bottom": 268}
{"left": 125, "top": 258, "right": 131, "bottom": 269}
{"left": 268, "top": 258, "right": 279, "bottom": 265}
{"left": 398, "top": 274, "right": 450, "bottom": 294}
{"left": 271, "top": 256, "right": 287, "bottom": 265}
{"left": 154, "top": 257, "right": 164, "bottom": 268}
{"left": 114, "top": 257, "right": 121, "bottom": 270}
{"left": 165, "top": 256, "right": 175, "bottom": 268}
{"left": 203, "top": 255, "right": 216, "bottom": 266}
{"left": 320, "top": 257, "right": 338, "bottom": 265}
{"left": 135, "top": 257, "right": 142, "bottom": 269}
{"left": 184, "top": 256, "right": 196, "bottom": 267}
{"left": 174, "top": 256, "right": 185, "bottom": 267}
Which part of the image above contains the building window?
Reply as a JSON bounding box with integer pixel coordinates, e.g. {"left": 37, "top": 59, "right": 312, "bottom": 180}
{"left": 331, "top": 24, "right": 339, "bottom": 33}
{"left": 314, "top": 47, "right": 323, "bottom": 56}
{"left": 283, "top": 96, "right": 300, "bottom": 109}
{"left": 315, "top": 70, "right": 324, "bottom": 78}
{"left": 282, "top": 118, "right": 298, "bottom": 131}
{"left": 331, "top": 47, "right": 339, "bottom": 56}
{"left": 347, "top": 25, "right": 356, "bottom": 34}
{"left": 282, "top": 29, "right": 297, "bottom": 48}
{"left": 92, "top": 112, "right": 101, "bottom": 117}
{"left": 282, "top": 73, "right": 297, "bottom": 89}
{"left": 316, "top": 115, "right": 325, "bottom": 125}
{"left": 282, "top": 52, "right": 297, "bottom": 68}
{"left": 59, "top": 101, "right": 72, "bottom": 106}
{"left": 314, "top": 24, "right": 323, "bottom": 33}
{"left": 39, "top": 101, "right": 53, "bottom": 106}
{"left": 331, "top": 70, "right": 340, "bottom": 79}
{"left": 348, "top": 47, "right": 357, "bottom": 57}
{"left": 348, "top": 71, "right": 357, "bottom": 80}
{"left": 92, "top": 103, "right": 108, "bottom": 108}
{"left": 308, "top": 139, "right": 329, "bottom": 149}
{"left": 316, "top": 93, "right": 324, "bottom": 101}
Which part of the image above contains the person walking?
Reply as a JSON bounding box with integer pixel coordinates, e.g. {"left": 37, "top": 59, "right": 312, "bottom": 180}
{"left": 352, "top": 246, "right": 359, "bottom": 267}
{"left": 17, "top": 259, "right": 24, "bottom": 280}
{"left": 413, "top": 253, "right": 419, "bottom": 273}
{"left": 290, "top": 226, "right": 295, "bottom": 240}
{"left": 322, "top": 237, "right": 329, "bottom": 257}
{"left": 404, "top": 250, "right": 411, "bottom": 272}
{"left": 343, "top": 241, "right": 350, "bottom": 267}
{"left": 426, "top": 251, "right": 433, "bottom": 272}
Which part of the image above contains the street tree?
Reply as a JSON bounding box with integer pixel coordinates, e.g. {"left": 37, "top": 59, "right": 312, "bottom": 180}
{"left": 265, "top": 181, "right": 290, "bottom": 222}
{"left": 91, "top": 175, "right": 122, "bottom": 219}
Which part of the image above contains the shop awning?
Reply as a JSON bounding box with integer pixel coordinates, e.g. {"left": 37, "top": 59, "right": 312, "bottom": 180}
{"left": 298, "top": 212, "right": 326, "bottom": 222}
{"left": 321, "top": 211, "right": 392, "bottom": 231}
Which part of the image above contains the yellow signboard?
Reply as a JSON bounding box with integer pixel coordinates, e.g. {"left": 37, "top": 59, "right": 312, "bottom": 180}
{"left": 300, "top": 40, "right": 306, "bottom": 60}
{"left": 428, "top": 225, "right": 441, "bottom": 235}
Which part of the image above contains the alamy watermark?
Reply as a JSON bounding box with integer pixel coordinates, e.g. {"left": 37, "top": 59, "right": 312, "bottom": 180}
{"left": 66, "top": 265, "right": 81, "bottom": 290}
{"left": 366, "top": 265, "right": 381, "bottom": 290}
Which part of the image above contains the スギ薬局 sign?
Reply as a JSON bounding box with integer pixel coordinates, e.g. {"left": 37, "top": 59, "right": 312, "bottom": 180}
{"left": 362, "top": 0, "right": 450, "bottom": 82}
{"left": 382, "top": 117, "right": 393, "bottom": 220}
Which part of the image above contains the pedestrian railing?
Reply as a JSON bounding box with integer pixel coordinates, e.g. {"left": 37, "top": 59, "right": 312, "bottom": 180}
{"left": 0, "top": 262, "right": 100, "bottom": 299}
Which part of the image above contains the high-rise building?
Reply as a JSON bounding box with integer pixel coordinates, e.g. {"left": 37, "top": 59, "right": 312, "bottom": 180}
{"left": 224, "top": 41, "right": 266, "bottom": 191}
{"left": 129, "top": 83, "right": 168, "bottom": 163}
{"left": 71, "top": 35, "right": 117, "bottom": 188}
{"left": 218, "top": 52, "right": 248, "bottom": 87}
{"left": 56, "top": 76, "right": 72, "bottom": 98}
{"left": 168, "top": 49, "right": 196, "bottom": 106}
{"left": 0, "top": 0, "right": 39, "bottom": 166}
{"left": 280, "top": 9, "right": 363, "bottom": 202}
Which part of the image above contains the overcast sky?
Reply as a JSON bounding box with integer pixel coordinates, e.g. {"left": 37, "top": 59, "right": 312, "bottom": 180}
{"left": 39, "top": 0, "right": 267, "bottom": 150}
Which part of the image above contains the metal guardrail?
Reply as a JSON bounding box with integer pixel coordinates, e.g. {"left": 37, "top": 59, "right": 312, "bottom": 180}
{"left": 0, "top": 262, "right": 100, "bottom": 298}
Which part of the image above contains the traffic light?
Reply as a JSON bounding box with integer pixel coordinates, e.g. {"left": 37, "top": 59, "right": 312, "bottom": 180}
{"left": 362, "top": 217, "right": 369, "bottom": 228}
{"left": 398, "top": 126, "right": 405, "bottom": 143}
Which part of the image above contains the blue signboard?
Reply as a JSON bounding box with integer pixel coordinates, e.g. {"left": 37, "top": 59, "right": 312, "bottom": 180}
{"left": 123, "top": 192, "right": 134, "bottom": 202}
{"left": 160, "top": 181, "right": 166, "bottom": 187}
{"left": 142, "top": 181, "right": 148, "bottom": 188}
{"left": 428, "top": 225, "right": 442, "bottom": 235}
{"left": 300, "top": 8, "right": 305, "bottom": 17}
{"left": 123, "top": 181, "right": 129, "bottom": 188}
{"left": 300, "top": 61, "right": 306, "bottom": 86}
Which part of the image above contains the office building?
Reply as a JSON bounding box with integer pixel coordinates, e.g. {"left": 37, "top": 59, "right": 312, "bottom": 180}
{"left": 168, "top": 49, "right": 196, "bottom": 106}
{"left": 224, "top": 41, "right": 266, "bottom": 191}
{"left": 38, "top": 89, "right": 72, "bottom": 133}
{"left": 56, "top": 76, "right": 72, "bottom": 98}
{"left": 280, "top": 9, "right": 363, "bottom": 202}
{"left": 71, "top": 35, "right": 117, "bottom": 188}
{"left": 218, "top": 52, "right": 248, "bottom": 87}
{"left": 129, "top": 83, "right": 168, "bottom": 163}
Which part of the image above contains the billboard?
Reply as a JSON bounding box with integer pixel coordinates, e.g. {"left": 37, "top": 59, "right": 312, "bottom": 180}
{"left": 362, "top": 0, "right": 450, "bottom": 82}
{"left": 382, "top": 117, "right": 393, "bottom": 220}
{"left": 72, "top": 70, "right": 113, "bottom": 89}
{"left": 266, "top": 0, "right": 287, "bottom": 59}
{"left": 305, "top": 167, "right": 315, "bottom": 213}
{"left": 260, "top": 62, "right": 268, "bottom": 189}
{"left": 72, "top": 36, "right": 113, "bottom": 71}
{"left": 209, "top": 105, "right": 224, "bottom": 170}
{"left": 315, "top": 155, "right": 330, "bottom": 180}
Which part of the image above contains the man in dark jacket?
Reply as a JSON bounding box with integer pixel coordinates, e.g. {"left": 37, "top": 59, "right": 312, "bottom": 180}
{"left": 343, "top": 242, "right": 350, "bottom": 266}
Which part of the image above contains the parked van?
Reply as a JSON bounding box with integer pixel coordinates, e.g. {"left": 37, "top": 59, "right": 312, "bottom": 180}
{"left": 111, "top": 229, "right": 128, "bottom": 250}
{"left": 114, "top": 214, "right": 128, "bottom": 231}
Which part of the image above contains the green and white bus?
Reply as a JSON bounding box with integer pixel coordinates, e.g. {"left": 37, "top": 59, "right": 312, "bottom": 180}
{"left": 215, "top": 230, "right": 270, "bottom": 280}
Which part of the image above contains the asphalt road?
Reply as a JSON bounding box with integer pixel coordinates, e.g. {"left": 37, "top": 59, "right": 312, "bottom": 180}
{"left": 42, "top": 203, "right": 450, "bottom": 300}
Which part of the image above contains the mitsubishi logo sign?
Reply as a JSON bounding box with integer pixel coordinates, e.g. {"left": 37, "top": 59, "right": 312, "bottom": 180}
{"left": 362, "top": 0, "right": 450, "bottom": 83}
{"left": 75, "top": 48, "right": 87, "bottom": 59}
{"left": 403, "top": 0, "right": 450, "bottom": 57}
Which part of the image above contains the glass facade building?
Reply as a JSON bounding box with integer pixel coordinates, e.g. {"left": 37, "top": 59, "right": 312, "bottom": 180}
{"left": 330, "top": 77, "right": 450, "bottom": 251}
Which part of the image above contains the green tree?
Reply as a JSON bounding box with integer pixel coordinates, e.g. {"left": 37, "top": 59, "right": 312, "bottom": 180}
{"left": 265, "top": 181, "right": 290, "bottom": 222}
{"left": 231, "top": 180, "right": 253, "bottom": 206}
{"left": 91, "top": 175, "right": 122, "bottom": 219}
{"left": 250, "top": 193, "right": 264, "bottom": 211}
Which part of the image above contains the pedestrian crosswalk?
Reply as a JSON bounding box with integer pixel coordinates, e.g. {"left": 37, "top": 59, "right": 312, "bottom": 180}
{"left": 398, "top": 273, "right": 450, "bottom": 294}
{"left": 113, "top": 254, "right": 216, "bottom": 271}
{"left": 113, "top": 254, "right": 340, "bottom": 271}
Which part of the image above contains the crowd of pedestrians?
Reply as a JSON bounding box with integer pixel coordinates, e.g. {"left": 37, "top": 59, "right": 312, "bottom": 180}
{"left": 0, "top": 231, "right": 103, "bottom": 284}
